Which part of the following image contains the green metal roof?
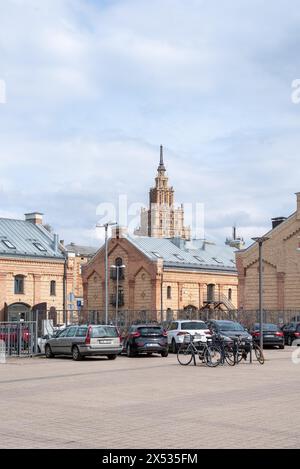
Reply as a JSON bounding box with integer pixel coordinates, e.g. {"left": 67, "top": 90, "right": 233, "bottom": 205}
{"left": 127, "top": 235, "right": 237, "bottom": 272}
{"left": 0, "top": 218, "right": 64, "bottom": 259}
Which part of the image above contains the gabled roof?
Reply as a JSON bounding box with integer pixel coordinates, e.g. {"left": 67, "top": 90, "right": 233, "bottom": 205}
{"left": 65, "top": 243, "right": 97, "bottom": 257}
{"left": 0, "top": 218, "right": 64, "bottom": 259}
{"left": 127, "top": 235, "right": 237, "bottom": 272}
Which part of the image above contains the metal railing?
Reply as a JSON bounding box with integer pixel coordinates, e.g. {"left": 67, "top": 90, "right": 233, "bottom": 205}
{"left": 0, "top": 321, "right": 38, "bottom": 357}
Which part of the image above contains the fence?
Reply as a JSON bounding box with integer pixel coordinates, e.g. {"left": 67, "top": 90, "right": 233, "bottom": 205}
{"left": 49, "top": 308, "right": 300, "bottom": 331}
{"left": 4, "top": 309, "right": 300, "bottom": 342}
{"left": 0, "top": 322, "right": 38, "bottom": 357}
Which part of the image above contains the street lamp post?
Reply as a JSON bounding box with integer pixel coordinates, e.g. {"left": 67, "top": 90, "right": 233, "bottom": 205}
{"left": 252, "top": 236, "right": 269, "bottom": 350}
{"left": 111, "top": 264, "right": 126, "bottom": 325}
{"left": 96, "top": 222, "right": 117, "bottom": 325}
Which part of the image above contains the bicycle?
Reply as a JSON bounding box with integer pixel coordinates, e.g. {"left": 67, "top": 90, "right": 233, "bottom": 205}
{"left": 177, "top": 333, "right": 222, "bottom": 367}
{"left": 212, "top": 333, "right": 235, "bottom": 366}
{"left": 233, "top": 336, "right": 265, "bottom": 365}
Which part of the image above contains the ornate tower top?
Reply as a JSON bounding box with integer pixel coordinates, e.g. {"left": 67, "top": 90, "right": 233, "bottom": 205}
{"left": 157, "top": 145, "right": 166, "bottom": 173}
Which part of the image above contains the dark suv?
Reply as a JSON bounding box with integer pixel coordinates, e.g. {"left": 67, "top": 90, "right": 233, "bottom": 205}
{"left": 282, "top": 322, "right": 300, "bottom": 346}
{"left": 206, "top": 320, "right": 253, "bottom": 342}
{"left": 123, "top": 324, "right": 168, "bottom": 357}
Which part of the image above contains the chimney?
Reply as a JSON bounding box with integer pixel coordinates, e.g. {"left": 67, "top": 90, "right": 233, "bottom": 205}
{"left": 25, "top": 212, "right": 43, "bottom": 225}
{"left": 272, "top": 217, "right": 287, "bottom": 230}
{"left": 296, "top": 193, "right": 300, "bottom": 220}
{"left": 112, "top": 226, "right": 128, "bottom": 239}
{"left": 53, "top": 233, "right": 59, "bottom": 253}
{"left": 60, "top": 239, "right": 64, "bottom": 246}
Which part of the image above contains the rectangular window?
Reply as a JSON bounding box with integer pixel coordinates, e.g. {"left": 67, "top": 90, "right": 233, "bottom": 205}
{"left": 194, "top": 256, "right": 205, "bottom": 262}
{"left": 14, "top": 276, "right": 24, "bottom": 294}
{"left": 33, "top": 242, "right": 47, "bottom": 252}
{"left": 50, "top": 280, "right": 56, "bottom": 296}
{"left": 173, "top": 253, "right": 184, "bottom": 261}
{"left": 212, "top": 257, "right": 223, "bottom": 264}
{"left": 2, "top": 240, "right": 16, "bottom": 249}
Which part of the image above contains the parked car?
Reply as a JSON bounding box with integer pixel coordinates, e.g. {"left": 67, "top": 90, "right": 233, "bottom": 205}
{"left": 0, "top": 325, "right": 30, "bottom": 346}
{"left": 250, "top": 323, "right": 284, "bottom": 349}
{"left": 167, "top": 320, "right": 211, "bottom": 353}
{"left": 206, "top": 320, "right": 253, "bottom": 343}
{"left": 45, "top": 324, "right": 122, "bottom": 360}
{"left": 123, "top": 324, "right": 168, "bottom": 357}
{"left": 281, "top": 322, "right": 300, "bottom": 346}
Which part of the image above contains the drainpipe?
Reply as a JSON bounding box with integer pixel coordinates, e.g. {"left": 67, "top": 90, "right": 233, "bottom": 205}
{"left": 160, "top": 273, "right": 163, "bottom": 324}
{"left": 63, "top": 254, "right": 67, "bottom": 325}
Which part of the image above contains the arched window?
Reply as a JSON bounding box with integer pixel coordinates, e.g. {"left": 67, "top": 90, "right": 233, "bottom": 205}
{"left": 167, "top": 286, "right": 172, "bottom": 299}
{"left": 50, "top": 280, "right": 56, "bottom": 296}
{"left": 115, "top": 257, "right": 123, "bottom": 267}
{"left": 14, "top": 275, "right": 25, "bottom": 294}
{"left": 228, "top": 288, "right": 232, "bottom": 301}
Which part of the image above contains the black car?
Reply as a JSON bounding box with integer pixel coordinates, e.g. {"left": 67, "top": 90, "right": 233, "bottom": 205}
{"left": 251, "top": 323, "right": 284, "bottom": 349}
{"left": 281, "top": 322, "right": 300, "bottom": 346}
{"left": 123, "top": 324, "right": 168, "bottom": 357}
{"left": 206, "top": 320, "right": 253, "bottom": 342}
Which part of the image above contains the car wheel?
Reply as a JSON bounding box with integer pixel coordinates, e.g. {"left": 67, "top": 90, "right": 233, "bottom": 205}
{"left": 172, "top": 339, "right": 177, "bottom": 354}
{"left": 45, "top": 345, "right": 54, "bottom": 358}
{"left": 72, "top": 346, "right": 82, "bottom": 361}
{"left": 161, "top": 350, "right": 168, "bottom": 357}
{"left": 287, "top": 336, "right": 293, "bottom": 346}
{"left": 279, "top": 345, "right": 285, "bottom": 349}
{"left": 126, "top": 344, "right": 135, "bottom": 357}
{"left": 107, "top": 355, "right": 117, "bottom": 360}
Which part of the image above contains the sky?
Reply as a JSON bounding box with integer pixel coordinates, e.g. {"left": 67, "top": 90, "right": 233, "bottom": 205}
{"left": 1, "top": 0, "right": 300, "bottom": 247}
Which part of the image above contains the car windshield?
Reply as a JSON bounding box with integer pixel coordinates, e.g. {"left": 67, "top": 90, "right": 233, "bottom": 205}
{"left": 254, "top": 323, "right": 278, "bottom": 332}
{"left": 91, "top": 326, "right": 118, "bottom": 338}
{"left": 218, "top": 322, "right": 244, "bottom": 331}
{"left": 138, "top": 327, "right": 163, "bottom": 335}
{"left": 181, "top": 322, "right": 207, "bottom": 330}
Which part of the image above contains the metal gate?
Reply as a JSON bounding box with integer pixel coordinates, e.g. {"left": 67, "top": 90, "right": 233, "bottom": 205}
{"left": 0, "top": 322, "right": 38, "bottom": 357}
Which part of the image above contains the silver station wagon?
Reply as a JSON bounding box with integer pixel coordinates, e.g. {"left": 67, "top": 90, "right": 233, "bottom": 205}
{"left": 45, "top": 324, "right": 122, "bottom": 361}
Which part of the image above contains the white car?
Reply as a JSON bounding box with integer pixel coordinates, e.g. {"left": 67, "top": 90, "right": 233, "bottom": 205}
{"left": 167, "top": 320, "right": 211, "bottom": 353}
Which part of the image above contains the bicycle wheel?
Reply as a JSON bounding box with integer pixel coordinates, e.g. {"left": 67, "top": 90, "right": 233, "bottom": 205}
{"left": 254, "top": 344, "right": 265, "bottom": 365}
{"left": 224, "top": 347, "right": 235, "bottom": 366}
{"left": 177, "top": 344, "right": 194, "bottom": 366}
{"left": 204, "top": 345, "right": 222, "bottom": 367}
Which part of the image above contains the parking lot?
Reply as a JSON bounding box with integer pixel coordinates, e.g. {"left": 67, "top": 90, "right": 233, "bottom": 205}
{"left": 0, "top": 348, "right": 299, "bottom": 449}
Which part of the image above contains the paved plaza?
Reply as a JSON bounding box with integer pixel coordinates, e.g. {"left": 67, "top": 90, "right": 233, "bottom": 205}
{"left": 0, "top": 348, "right": 299, "bottom": 449}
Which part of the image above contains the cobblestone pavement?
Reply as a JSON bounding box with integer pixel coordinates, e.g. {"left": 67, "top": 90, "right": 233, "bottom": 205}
{"left": 0, "top": 348, "right": 299, "bottom": 449}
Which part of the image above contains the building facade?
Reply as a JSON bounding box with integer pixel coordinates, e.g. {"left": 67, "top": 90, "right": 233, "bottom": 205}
{"left": 65, "top": 243, "right": 97, "bottom": 309}
{"left": 236, "top": 192, "right": 300, "bottom": 312}
{"left": 0, "top": 213, "right": 75, "bottom": 322}
{"left": 82, "top": 228, "right": 238, "bottom": 320}
{"left": 135, "top": 146, "right": 191, "bottom": 240}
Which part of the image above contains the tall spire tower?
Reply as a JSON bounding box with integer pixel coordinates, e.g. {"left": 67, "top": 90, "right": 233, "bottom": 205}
{"left": 135, "top": 146, "right": 191, "bottom": 240}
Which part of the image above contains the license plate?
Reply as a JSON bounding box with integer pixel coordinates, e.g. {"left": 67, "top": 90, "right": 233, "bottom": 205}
{"left": 98, "top": 340, "right": 111, "bottom": 344}
{"left": 265, "top": 335, "right": 274, "bottom": 338}
{"left": 146, "top": 343, "right": 157, "bottom": 346}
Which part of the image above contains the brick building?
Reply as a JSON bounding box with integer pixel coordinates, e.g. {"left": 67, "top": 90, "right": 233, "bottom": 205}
{"left": 65, "top": 243, "right": 97, "bottom": 309}
{"left": 0, "top": 212, "right": 75, "bottom": 322}
{"left": 82, "top": 228, "right": 238, "bottom": 320}
{"left": 236, "top": 193, "right": 300, "bottom": 313}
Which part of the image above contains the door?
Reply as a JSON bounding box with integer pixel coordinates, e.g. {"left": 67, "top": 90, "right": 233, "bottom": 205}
{"left": 51, "top": 328, "right": 68, "bottom": 354}
{"left": 62, "top": 326, "right": 78, "bottom": 354}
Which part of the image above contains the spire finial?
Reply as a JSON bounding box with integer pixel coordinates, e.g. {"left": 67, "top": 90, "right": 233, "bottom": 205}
{"left": 158, "top": 145, "right": 166, "bottom": 172}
